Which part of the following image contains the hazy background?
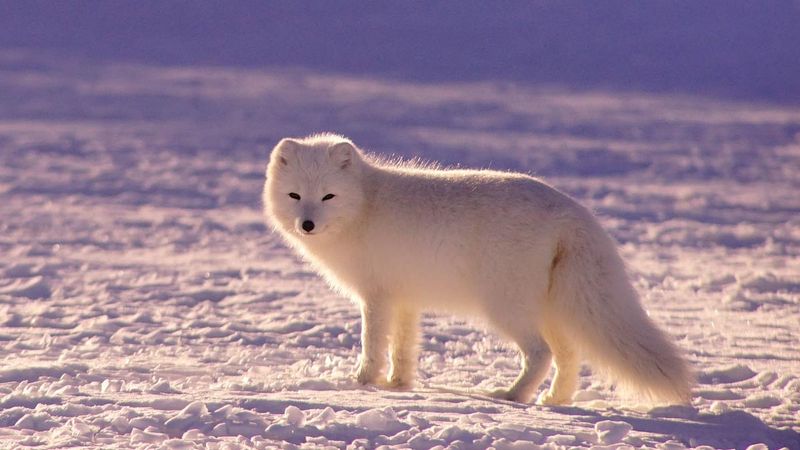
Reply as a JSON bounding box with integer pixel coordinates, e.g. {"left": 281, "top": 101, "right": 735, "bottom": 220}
{"left": 3, "top": 0, "right": 800, "bottom": 103}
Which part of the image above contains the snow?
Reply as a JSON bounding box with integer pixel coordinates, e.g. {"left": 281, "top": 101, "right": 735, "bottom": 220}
{"left": 594, "top": 420, "right": 633, "bottom": 445}
{"left": 1, "top": 4, "right": 800, "bottom": 449}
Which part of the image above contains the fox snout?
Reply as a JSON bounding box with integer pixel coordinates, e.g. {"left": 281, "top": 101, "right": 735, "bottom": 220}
{"left": 295, "top": 217, "right": 317, "bottom": 234}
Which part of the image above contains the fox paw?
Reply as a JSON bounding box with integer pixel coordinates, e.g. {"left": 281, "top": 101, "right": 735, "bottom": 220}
{"left": 386, "top": 374, "right": 414, "bottom": 390}
{"left": 355, "top": 362, "right": 381, "bottom": 385}
{"left": 488, "top": 388, "right": 526, "bottom": 403}
{"left": 536, "top": 391, "right": 572, "bottom": 406}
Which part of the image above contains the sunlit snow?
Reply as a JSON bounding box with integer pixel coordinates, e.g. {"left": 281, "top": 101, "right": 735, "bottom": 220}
{"left": 1, "top": 5, "right": 799, "bottom": 448}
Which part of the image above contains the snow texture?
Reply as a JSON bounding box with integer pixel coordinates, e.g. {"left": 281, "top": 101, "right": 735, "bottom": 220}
{"left": 1, "top": 3, "right": 800, "bottom": 449}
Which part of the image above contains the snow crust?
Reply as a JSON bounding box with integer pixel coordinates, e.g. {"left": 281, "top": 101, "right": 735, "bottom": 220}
{"left": 1, "top": 46, "right": 799, "bottom": 448}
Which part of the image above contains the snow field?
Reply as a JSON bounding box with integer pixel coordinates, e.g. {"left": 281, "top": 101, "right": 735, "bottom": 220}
{"left": 0, "top": 53, "right": 799, "bottom": 448}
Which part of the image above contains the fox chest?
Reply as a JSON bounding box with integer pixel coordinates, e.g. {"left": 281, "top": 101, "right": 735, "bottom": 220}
{"left": 310, "top": 236, "right": 478, "bottom": 304}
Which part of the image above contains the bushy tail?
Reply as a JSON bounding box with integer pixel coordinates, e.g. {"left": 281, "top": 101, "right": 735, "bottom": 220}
{"left": 548, "top": 218, "right": 693, "bottom": 404}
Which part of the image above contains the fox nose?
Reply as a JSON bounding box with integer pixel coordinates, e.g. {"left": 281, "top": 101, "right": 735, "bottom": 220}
{"left": 302, "top": 220, "right": 315, "bottom": 232}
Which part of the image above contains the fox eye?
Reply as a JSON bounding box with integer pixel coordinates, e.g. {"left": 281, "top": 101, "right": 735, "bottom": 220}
{"left": 322, "top": 193, "right": 336, "bottom": 201}
{"left": 288, "top": 192, "right": 301, "bottom": 200}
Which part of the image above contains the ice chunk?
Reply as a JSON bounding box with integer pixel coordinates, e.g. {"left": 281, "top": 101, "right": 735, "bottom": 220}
{"left": 111, "top": 415, "right": 131, "bottom": 433}
{"left": 744, "top": 444, "right": 769, "bottom": 450}
{"left": 51, "top": 384, "right": 80, "bottom": 396}
{"left": 433, "top": 425, "right": 481, "bottom": 443}
{"left": 487, "top": 423, "right": 543, "bottom": 442}
{"left": 695, "top": 388, "right": 743, "bottom": 400}
{"left": 698, "top": 364, "right": 757, "bottom": 384}
{"left": 283, "top": 405, "right": 305, "bottom": 427}
{"left": 68, "top": 418, "right": 94, "bottom": 436}
{"left": 406, "top": 433, "right": 445, "bottom": 449}
{"left": 743, "top": 394, "right": 782, "bottom": 408}
{"left": 594, "top": 420, "right": 632, "bottom": 444}
{"left": 101, "top": 379, "right": 124, "bottom": 393}
{"left": 354, "top": 407, "right": 407, "bottom": 434}
{"left": 13, "top": 412, "right": 57, "bottom": 431}
{"left": 648, "top": 404, "right": 697, "bottom": 419}
{"left": 130, "top": 427, "right": 169, "bottom": 444}
{"left": 130, "top": 416, "right": 160, "bottom": 430}
{"left": 149, "top": 379, "right": 180, "bottom": 394}
{"left": 178, "top": 400, "right": 209, "bottom": 417}
{"left": 182, "top": 429, "right": 206, "bottom": 440}
{"left": 165, "top": 400, "right": 211, "bottom": 434}
{"left": 309, "top": 406, "right": 336, "bottom": 426}
{"left": 547, "top": 434, "right": 575, "bottom": 445}
{"left": 211, "top": 422, "right": 228, "bottom": 436}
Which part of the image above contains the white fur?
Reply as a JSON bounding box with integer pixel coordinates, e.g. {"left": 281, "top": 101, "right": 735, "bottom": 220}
{"left": 263, "top": 133, "right": 693, "bottom": 405}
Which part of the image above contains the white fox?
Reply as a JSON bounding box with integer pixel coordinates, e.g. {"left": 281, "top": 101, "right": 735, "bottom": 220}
{"left": 263, "top": 133, "right": 693, "bottom": 405}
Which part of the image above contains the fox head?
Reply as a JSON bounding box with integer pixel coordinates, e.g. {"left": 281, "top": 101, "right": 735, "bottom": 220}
{"left": 264, "top": 135, "right": 367, "bottom": 240}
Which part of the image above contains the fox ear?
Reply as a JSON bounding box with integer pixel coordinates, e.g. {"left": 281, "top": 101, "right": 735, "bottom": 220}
{"left": 272, "top": 138, "right": 300, "bottom": 166}
{"left": 328, "top": 142, "right": 355, "bottom": 169}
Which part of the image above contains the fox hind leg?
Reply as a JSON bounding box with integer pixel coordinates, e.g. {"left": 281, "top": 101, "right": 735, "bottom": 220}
{"left": 490, "top": 326, "right": 553, "bottom": 403}
{"left": 538, "top": 325, "right": 580, "bottom": 405}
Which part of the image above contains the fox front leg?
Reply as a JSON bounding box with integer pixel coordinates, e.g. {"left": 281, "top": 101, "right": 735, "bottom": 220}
{"left": 388, "top": 307, "right": 419, "bottom": 388}
{"left": 355, "top": 300, "right": 391, "bottom": 385}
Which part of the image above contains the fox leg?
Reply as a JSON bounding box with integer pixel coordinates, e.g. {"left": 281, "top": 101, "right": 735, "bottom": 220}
{"left": 538, "top": 325, "right": 579, "bottom": 405}
{"left": 355, "top": 300, "right": 390, "bottom": 385}
{"left": 387, "top": 307, "right": 419, "bottom": 388}
{"left": 488, "top": 314, "right": 553, "bottom": 403}
{"left": 499, "top": 335, "right": 552, "bottom": 402}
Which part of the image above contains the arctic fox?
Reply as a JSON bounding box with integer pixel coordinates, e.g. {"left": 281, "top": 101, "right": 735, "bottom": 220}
{"left": 263, "top": 133, "right": 693, "bottom": 405}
